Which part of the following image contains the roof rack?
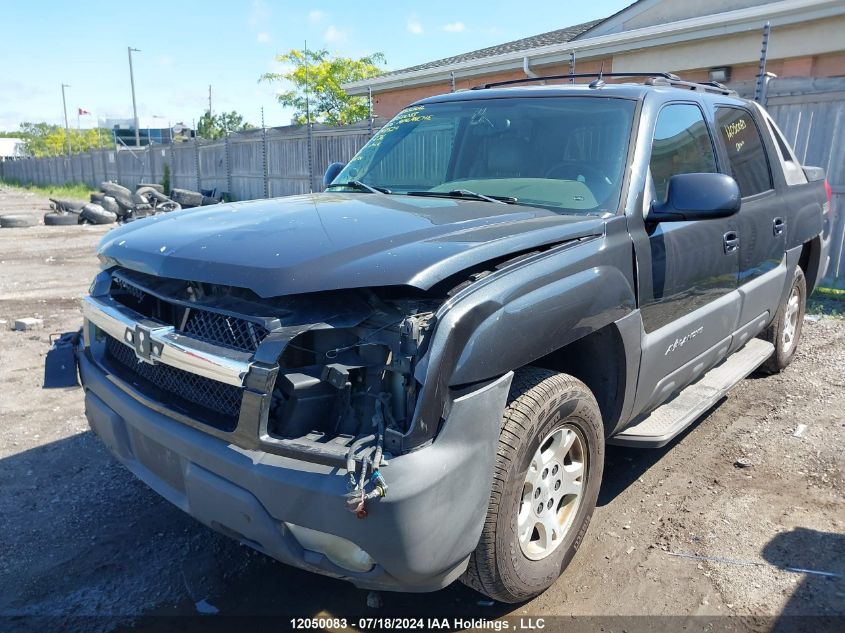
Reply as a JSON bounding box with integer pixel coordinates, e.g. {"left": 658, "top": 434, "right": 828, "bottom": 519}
{"left": 472, "top": 72, "right": 737, "bottom": 96}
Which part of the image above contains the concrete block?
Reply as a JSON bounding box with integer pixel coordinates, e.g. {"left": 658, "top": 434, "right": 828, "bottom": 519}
{"left": 14, "top": 317, "right": 43, "bottom": 331}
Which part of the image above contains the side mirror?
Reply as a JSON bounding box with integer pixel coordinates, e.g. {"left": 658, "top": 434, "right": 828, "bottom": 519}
{"left": 648, "top": 173, "right": 740, "bottom": 222}
{"left": 323, "top": 162, "right": 346, "bottom": 187}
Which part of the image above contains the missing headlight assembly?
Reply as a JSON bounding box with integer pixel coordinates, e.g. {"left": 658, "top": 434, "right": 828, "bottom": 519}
{"left": 269, "top": 295, "right": 436, "bottom": 517}
{"left": 270, "top": 298, "right": 436, "bottom": 446}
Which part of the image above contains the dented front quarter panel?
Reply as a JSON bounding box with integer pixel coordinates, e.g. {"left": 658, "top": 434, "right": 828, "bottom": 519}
{"left": 407, "top": 216, "right": 635, "bottom": 448}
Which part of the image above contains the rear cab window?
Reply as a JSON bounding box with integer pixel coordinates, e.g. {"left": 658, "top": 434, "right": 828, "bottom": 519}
{"left": 715, "top": 106, "right": 773, "bottom": 197}
{"left": 763, "top": 114, "right": 807, "bottom": 186}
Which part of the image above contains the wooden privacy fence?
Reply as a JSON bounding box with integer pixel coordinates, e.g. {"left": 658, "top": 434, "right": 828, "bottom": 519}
{"left": 762, "top": 78, "right": 845, "bottom": 287}
{"left": 0, "top": 120, "right": 379, "bottom": 201}
{"left": 2, "top": 78, "right": 845, "bottom": 285}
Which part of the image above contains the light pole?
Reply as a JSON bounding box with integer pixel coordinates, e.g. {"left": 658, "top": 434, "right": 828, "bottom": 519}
{"left": 61, "top": 83, "right": 71, "bottom": 155}
{"left": 128, "top": 46, "right": 141, "bottom": 147}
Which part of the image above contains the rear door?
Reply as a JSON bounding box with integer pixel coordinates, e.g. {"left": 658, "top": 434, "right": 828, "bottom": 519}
{"left": 713, "top": 105, "right": 786, "bottom": 333}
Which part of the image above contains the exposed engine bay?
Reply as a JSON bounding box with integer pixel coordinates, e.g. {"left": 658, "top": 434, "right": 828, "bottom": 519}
{"left": 269, "top": 295, "right": 438, "bottom": 517}
{"left": 104, "top": 268, "right": 441, "bottom": 517}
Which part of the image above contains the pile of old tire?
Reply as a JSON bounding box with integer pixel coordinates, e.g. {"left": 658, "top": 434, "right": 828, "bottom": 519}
{"left": 40, "top": 181, "right": 212, "bottom": 228}
{"left": 48, "top": 197, "right": 116, "bottom": 225}
{"left": 98, "top": 181, "right": 190, "bottom": 222}
{"left": 99, "top": 182, "right": 144, "bottom": 221}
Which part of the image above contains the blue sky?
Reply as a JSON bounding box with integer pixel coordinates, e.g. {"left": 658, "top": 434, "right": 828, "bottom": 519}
{"left": 0, "top": 0, "right": 631, "bottom": 132}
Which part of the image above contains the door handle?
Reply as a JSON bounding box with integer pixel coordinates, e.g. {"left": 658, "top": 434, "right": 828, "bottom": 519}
{"left": 773, "top": 217, "right": 785, "bottom": 236}
{"left": 723, "top": 231, "right": 739, "bottom": 254}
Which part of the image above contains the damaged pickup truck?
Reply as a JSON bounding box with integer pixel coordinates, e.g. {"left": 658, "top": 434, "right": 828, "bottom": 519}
{"left": 52, "top": 73, "right": 832, "bottom": 603}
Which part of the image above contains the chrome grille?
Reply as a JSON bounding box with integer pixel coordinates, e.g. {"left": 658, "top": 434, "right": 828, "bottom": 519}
{"left": 104, "top": 335, "right": 242, "bottom": 429}
{"left": 113, "top": 277, "right": 146, "bottom": 302}
{"left": 182, "top": 309, "right": 268, "bottom": 352}
{"left": 109, "top": 275, "right": 269, "bottom": 353}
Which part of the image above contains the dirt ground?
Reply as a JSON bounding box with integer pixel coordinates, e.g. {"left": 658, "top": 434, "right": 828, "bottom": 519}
{"left": 1, "top": 185, "right": 843, "bottom": 632}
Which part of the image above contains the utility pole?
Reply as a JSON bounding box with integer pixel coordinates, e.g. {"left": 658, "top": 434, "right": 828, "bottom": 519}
{"left": 754, "top": 22, "right": 771, "bottom": 103}
{"left": 304, "top": 39, "right": 314, "bottom": 192}
{"left": 128, "top": 46, "right": 141, "bottom": 147}
{"left": 61, "top": 83, "right": 71, "bottom": 155}
{"left": 368, "top": 85, "right": 374, "bottom": 137}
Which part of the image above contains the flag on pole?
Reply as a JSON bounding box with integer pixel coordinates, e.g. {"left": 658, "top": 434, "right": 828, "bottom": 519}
{"left": 78, "top": 108, "right": 91, "bottom": 115}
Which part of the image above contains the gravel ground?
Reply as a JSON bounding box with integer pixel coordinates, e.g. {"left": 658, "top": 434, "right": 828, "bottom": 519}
{"left": 1, "top": 186, "right": 843, "bottom": 632}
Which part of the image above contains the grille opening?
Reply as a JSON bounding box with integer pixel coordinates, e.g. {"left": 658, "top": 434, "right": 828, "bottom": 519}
{"left": 181, "top": 310, "right": 268, "bottom": 352}
{"left": 109, "top": 276, "right": 269, "bottom": 353}
{"left": 103, "top": 334, "right": 241, "bottom": 431}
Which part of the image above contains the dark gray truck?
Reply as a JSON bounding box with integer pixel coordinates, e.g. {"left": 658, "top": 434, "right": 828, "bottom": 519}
{"left": 51, "top": 73, "right": 833, "bottom": 603}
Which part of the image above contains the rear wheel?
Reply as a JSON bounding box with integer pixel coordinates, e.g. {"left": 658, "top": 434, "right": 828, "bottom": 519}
{"left": 759, "top": 266, "right": 806, "bottom": 374}
{"left": 462, "top": 367, "right": 604, "bottom": 603}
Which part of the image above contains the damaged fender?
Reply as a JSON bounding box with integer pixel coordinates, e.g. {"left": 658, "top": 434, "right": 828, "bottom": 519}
{"left": 405, "top": 217, "right": 636, "bottom": 450}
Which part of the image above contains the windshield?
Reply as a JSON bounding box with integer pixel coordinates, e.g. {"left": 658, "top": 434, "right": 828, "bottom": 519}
{"left": 332, "top": 97, "right": 636, "bottom": 214}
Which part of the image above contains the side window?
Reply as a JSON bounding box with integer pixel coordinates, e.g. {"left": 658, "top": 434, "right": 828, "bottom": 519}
{"left": 765, "top": 116, "right": 807, "bottom": 186}
{"left": 715, "top": 107, "right": 773, "bottom": 197}
{"left": 650, "top": 104, "right": 717, "bottom": 202}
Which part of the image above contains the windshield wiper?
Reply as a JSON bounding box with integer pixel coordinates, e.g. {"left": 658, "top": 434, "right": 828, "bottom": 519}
{"left": 407, "top": 189, "right": 517, "bottom": 204}
{"left": 326, "top": 180, "right": 391, "bottom": 194}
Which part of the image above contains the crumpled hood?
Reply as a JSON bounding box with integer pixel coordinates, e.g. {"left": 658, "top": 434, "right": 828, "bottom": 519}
{"left": 98, "top": 192, "right": 604, "bottom": 298}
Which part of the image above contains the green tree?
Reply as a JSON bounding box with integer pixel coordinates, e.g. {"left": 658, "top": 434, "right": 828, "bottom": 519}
{"left": 196, "top": 110, "right": 252, "bottom": 139}
{"left": 16, "top": 122, "right": 109, "bottom": 157}
{"left": 260, "top": 49, "right": 385, "bottom": 125}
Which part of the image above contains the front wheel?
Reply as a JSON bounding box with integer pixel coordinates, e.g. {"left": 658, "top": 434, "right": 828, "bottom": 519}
{"left": 461, "top": 368, "right": 604, "bottom": 603}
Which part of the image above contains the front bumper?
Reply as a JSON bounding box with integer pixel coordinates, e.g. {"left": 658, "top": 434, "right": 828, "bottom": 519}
{"left": 77, "top": 346, "right": 512, "bottom": 592}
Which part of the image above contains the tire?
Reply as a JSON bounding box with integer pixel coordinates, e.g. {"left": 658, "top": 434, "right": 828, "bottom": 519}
{"left": 132, "top": 190, "right": 153, "bottom": 206}
{"left": 201, "top": 195, "right": 222, "bottom": 206}
{"left": 44, "top": 212, "right": 79, "bottom": 226}
{"left": 80, "top": 203, "right": 117, "bottom": 225}
{"left": 49, "top": 198, "right": 85, "bottom": 213}
{"left": 1, "top": 214, "right": 36, "bottom": 228}
{"left": 101, "top": 196, "right": 121, "bottom": 215}
{"left": 135, "top": 186, "right": 169, "bottom": 204}
{"left": 170, "top": 188, "right": 204, "bottom": 208}
{"left": 462, "top": 368, "right": 604, "bottom": 603}
{"left": 132, "top": 204, "right": 154, "bottom": 219}
{"left": 90, "top": 192, "right": 106, "bottom": 203}
{"left": 137, "top": 182, "right": 164, "bottom": 194}
{"left": 100, "top": 182, "right": 131, "bottom": 198}
{"left": 101, "top": 182, "right": 134, "bottom": 209}
{"left": 759, "top": 266, "right": 806, "bottom": 374}
{"left": 155, "top": 201, "right": 182, "bottom": 213}
{"left": 115, "top": 197, "right": 134, "bottom": 214}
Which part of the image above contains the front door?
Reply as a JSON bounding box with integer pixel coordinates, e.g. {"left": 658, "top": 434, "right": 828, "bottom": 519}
{"left": 631, "top": 102, "right": 741, "bottom": 416}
